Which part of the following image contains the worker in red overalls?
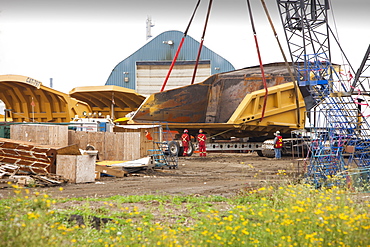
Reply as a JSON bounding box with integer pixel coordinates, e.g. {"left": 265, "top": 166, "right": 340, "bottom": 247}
{"left": 197, "top": 129, "right": 207, "bottom": 157}
{"left": 145, "top": 129, "right": 153, "bottom": 140}
{"left": 273, "top": 131, "right": 283, "bottom": 159}
{"left": 181, "top": 129, "right": 190, "bottom": 156}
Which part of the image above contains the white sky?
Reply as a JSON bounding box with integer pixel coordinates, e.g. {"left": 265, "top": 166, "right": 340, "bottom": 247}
{"left": 0, "top": 0, "right": 369, "bottom": 94}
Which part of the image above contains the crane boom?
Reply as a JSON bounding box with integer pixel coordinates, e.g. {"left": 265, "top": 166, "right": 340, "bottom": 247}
{"left": 277, "top": 0, "right": 370, "bottom": 187}
{"left": 277, "top": 0, "right": 331, "bottom": 110}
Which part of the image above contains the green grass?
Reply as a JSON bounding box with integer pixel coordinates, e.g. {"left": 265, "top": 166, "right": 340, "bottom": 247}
{"left": 1, "top": 184, "right": 369, "bottom": 246}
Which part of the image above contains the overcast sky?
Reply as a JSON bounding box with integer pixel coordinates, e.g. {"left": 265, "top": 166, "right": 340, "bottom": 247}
{"left": 0, "top": 0, "right": 369, "bottom": 93}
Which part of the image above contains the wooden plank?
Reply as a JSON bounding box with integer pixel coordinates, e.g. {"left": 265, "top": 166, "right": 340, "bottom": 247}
{"left": 0, "top": 164, "right": 18, "bottom": 177}
{"left": 10, "top": 125, "right": 27, "bottom": 142}
{"left": 10, "top": 124, "right": 68, "bottom": 146}
{"left": 0, "top": 151, "right": 49, "bottom": 162}
{"left": 56, "top": 155, "right": 95, "bottom": 183}
{"left": 116, "top": 126, "right": 161, "bottom": 158}
{"left": 9, "top": 125, "right": 20, "bottom": 141}
{"left": 36, "top": 125, "right": 49, "bottom": 144}
{"left": 49, "top": 125, "right": 68, "bottom": 146}
{"left": 88, "top": 132, "right": 105, "bottom": 161}
{"left": 115, "top": 133, "right": 125, "bottom": 161}
{"left": 69, "top": 131, "right": 89, "bottom": 149}
{"left": 67, "top": 129, "right": 161, "bottom": 161}
{"left": 140, "top": 129, "right": 148, "bottom": 157}
{"left": 69, "top": 131, "right": 123, "bottom": 161}
{"left": 68, "top": 130, "right": 78, "bottom": 146}
{"left": 75, "top": 155, "right": 96, "bottom": 183}
{"left": 79, "top": 132, "right": 91, "bottom": 150}
{"left": 56, "top": 144, "right": 81, "bottom": 155}
{"left": 56, "top": 155, "right": 77, "bottom": 183}
{"left": 102, "top": 132, "right": 124, "bottom": 161}
{"left": 104, "top": 132, "right": 116, "bottom": 161}
{"left": 123, "top": 132, "right": 141, "bottom": 160}
{"left": 0, "top": 138, "right": 57, "bottom": 174}
{"left": 95, "top": 164, "right": 127, "bottom": 178}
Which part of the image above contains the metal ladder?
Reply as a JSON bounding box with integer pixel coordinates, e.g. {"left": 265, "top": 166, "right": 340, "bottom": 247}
{"left": 147, "top": 123, "right": 178, "bottom": 169}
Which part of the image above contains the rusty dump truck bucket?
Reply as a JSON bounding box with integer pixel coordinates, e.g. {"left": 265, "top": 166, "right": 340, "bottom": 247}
{"left": 131, "top": 63, "right": 306, "bottom": 140}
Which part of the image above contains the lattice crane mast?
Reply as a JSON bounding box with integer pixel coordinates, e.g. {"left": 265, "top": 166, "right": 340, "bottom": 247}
{"left": 277, "top": 0, "right": 370, "bottom": 188}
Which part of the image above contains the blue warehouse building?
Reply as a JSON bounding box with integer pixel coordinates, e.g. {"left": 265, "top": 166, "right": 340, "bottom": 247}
{"left": 105, "top": 30, "right": 235, "bottom": 95}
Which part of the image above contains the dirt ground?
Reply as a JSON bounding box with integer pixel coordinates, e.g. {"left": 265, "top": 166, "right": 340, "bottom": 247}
{"left": 0, "top": 152, "right": 303, "bottom": 199}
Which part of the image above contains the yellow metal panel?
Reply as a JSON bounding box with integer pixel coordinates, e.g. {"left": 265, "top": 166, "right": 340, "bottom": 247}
{"left": 228, "top": 82, "right": 306, "bottom": 131}
{"left": 69, "top": 85, "right": 146, "bottom": 120}
{"left": 0, "top": 75, "right": 92, "bottom": 123}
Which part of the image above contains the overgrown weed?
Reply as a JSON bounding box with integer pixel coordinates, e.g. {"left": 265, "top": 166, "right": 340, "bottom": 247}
{"left": 1, "top": 182, "right": 369, "bottom": 246}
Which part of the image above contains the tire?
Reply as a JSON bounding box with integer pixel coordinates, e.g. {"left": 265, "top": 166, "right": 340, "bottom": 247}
{"left": 187, "top": 142, "right": 194, "bottom": 157}
{"left": 261, "top": 139, "right": 275, "bottom": 158}
{"left": 256, "top": 150, "right": 264, "bottom": 157}
{"left": 262, "top": 148, "right": 275, "bottom": 158}
{"left": 178, "top": 142, "right": 194, "bottom": 157}
{"left": 168, "top": 141, "right": 180, "bottom": 156}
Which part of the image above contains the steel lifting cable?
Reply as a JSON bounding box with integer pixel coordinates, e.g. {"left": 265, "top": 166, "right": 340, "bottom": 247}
{"left": 246, "top": 0, "right": 268, "bottom": 122}
{"left": 260, "top": 0, "right": 301, "bottom": 126}
{"left": 191, "top": 0, "right": 213, "bottom": 85}
{"left": 160, "top": 0, "right": 202, "bottom": 92}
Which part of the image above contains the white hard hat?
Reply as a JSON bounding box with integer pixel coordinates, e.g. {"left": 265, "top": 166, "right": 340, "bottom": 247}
{"left": 275, "top": 131, "right": 280, "bottom": 135}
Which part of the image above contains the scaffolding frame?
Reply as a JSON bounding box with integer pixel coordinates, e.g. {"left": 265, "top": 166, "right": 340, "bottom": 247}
{"left": 277, "top": 0, "right": 370, "bottom": 188}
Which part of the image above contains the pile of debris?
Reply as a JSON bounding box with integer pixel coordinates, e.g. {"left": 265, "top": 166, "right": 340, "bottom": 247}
{"left": 0, "top": 137, "right": 154, "bottom": 188}
{"left": 0, "top": 138, "right": 70, "bottom": 187}
{"left": 0, "top": 164, "right": 68, "bottom": 188}
{"left": 95, "top": 157, "right": 152, "bottom": 178}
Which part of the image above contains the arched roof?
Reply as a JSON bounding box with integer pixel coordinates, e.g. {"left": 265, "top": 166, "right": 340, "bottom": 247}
{"left": 105, "top": 30, "right": 235, "bottom": 90}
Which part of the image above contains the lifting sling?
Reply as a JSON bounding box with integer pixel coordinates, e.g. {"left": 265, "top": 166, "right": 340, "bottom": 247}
{"left": 161, "top": 0, "right": 202, "bottom": 92}
{"left": 246, "top": 0, "right": 269, "bottom": 121}
{"left": 191, "top": 0, "right": 213, "bottom": 85}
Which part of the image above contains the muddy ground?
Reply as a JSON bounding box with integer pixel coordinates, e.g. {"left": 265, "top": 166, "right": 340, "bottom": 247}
{"left": 0, "top": 153, "right": 304, "bottom": 199}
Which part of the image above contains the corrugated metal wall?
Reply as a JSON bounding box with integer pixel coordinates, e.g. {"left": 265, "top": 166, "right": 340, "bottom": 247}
{"left": 136, "top": 61, "right": 210, "bottom": 95}
{"left": 105, "top": 30, "right": 235, "bottom": 94}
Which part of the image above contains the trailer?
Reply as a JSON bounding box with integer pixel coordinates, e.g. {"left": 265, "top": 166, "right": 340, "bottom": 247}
{"left": 130, "top": 62, "right": 307, "bottom": 157}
